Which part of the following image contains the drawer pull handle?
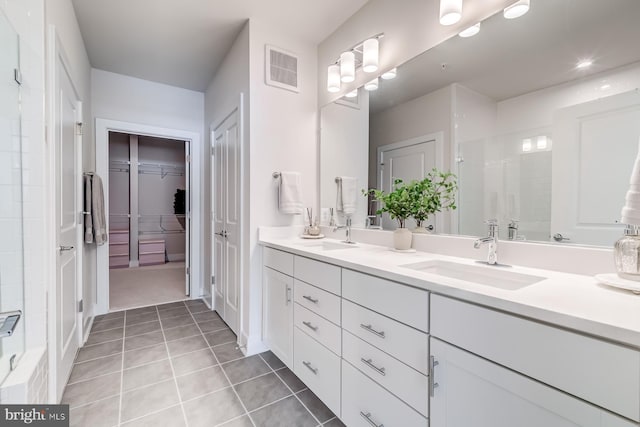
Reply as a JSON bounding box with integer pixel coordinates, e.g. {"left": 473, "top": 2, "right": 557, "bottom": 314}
{"left": 360, "top": 323, "right": 385, "bottom": 338}
{"left": 360, "top": 411, "right": 384, "bottom": 427}
{"left": 361, "top": 358, "right": 386, "bottom": 376}
{"left": 302, "top": 321, "right": 318, "bottom": 331}
{"left": 302, "top": 295, "right": 319, "bottom": 304}
{"left": 302, "top": 360, "right": 318, "bottom": 375}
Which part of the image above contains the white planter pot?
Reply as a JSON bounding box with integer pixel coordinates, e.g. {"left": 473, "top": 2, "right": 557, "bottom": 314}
{"left": 393, "top": 228, "right": 413, "bottom": 250}
{"left": 412, "top": 226, "right": 430, "bottom": 234}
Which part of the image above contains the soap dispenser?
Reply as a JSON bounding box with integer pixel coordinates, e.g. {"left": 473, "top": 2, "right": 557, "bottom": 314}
{"left": 614, "top": 224, "right": 640, "bottom": 281}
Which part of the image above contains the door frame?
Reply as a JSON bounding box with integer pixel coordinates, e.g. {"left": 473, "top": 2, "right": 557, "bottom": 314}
{"left": 94, "top": 119, "right": 202, "bottom": 315}
{"left": 46, "top": 26, "right": 84, "bottom": 403}
{"left": 210, "top": 93, "right": 245, "bottom": 342}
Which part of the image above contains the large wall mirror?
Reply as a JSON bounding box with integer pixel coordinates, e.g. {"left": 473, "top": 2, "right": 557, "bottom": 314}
{"left": 320, "top": 0, "right": 640, "bottom": 247}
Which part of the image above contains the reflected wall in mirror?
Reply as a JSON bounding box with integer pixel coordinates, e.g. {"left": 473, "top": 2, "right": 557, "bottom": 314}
{"left": 320, "top": 0, "right": 640, "bottom": 247}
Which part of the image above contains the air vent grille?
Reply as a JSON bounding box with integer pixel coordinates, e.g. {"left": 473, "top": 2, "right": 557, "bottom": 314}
{"left": 265, "top": 45, "right": 299, "bottom": 93}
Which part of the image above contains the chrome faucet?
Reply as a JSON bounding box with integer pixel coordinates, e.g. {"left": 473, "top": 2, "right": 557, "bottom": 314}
{"left": 334, "top": 217, "right": 355, "bottom": 244}
{"left": 508, "top": 219, "right": 519, "bottom": 241}
{"left": 474, "top": 219, "right": 498, "bottom": 265}
{"left": 365, "top": 215, "right": 382, "bottom": 230}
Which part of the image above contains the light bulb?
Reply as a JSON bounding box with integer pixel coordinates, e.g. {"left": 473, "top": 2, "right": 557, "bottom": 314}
{"left": 327, "top": 64, "right": 341, "bottom": 93}
{"left": 340, "top": 51, "right": 355, "bottom": 83}
{"left": 440, "top": 0, "right": 462, "bottom": 26}
{"left": 362, "top": 38, "right": 379, "bottom": 73}
{"left": 381, "top": 68, "right": 397, "bottom": 80}
{"left": 364, "top": 78, "right": 379, "bottom": 91}
{"left": 504, "top": 0, "right": 530, "bottom": 19}
{"left": 459, "top": 22, "right": 481, "bottom": 38}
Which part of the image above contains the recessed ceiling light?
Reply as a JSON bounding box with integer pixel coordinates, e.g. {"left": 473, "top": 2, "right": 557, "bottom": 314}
{"left": 504, "top": 0, "right": 530, "bottom": 19}
{"left": 576, "top": 60, "right": 593, "bottom": 69}
{"left": 345, "top": 89, "right": 358, "bottom": 98}
{"left": 440, "top": 0, "right": 462, "bottom": 26}
{"left": 364, "top": 78, "right": 379, "bottom": 91}
{"left": 459, "top": 22, "right": 481, "bottom": 38}
{"left": 381, "top": 68, "right": 397, "bottom": 80}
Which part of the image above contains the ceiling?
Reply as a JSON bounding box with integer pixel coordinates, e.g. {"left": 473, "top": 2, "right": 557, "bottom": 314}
{"left": 370, "top": 0, "right": 640, "bottom": 114}
{"left": 72, "top": 0, "right": 369, "bottom": 91}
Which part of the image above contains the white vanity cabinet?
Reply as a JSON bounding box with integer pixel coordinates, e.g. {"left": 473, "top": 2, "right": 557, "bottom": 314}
{"left": 262, "top": 248, "right": 294, "bottom": 367}
{"left": 430, "top": 294, "right": 640, "bottom": 426}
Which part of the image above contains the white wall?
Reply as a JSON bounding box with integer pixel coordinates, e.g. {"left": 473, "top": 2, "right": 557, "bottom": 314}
{"left": 317, "top": 0, "right": 515, "bottom": 106}
{"left": 369, "top": 85, "right": 453, "bottom": 187}
{"left": 204, "top": 22, "right": 250, "bottom": 307}
{"left": 320, "top": 91, "right": 369, "bottom": 226}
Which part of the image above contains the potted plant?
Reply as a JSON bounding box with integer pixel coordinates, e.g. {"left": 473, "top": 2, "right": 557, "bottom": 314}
{"left": 364, "top": 179, "right": 414, "bottom": 250}
{"left": 409, "top": 169, "right": 458, "bottom": 234}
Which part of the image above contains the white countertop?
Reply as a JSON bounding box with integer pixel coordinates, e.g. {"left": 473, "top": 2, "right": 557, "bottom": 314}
{"left": 259, "top": 234, "right": 640, "bottom": 348}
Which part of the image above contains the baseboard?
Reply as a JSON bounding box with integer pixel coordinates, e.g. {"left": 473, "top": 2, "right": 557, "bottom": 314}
{"left": 242, "top": 332, "right": 268, "bottom": 356}
{"left": 167, "top": 253, "right": 185, "bottom": 262}
{"left": 83, "top": 316, "right": 94, "bottom": 345}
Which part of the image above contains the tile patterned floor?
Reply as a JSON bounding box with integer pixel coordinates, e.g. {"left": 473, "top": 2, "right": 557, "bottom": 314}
{"left": 63, "top": 300, "right": 345, "bottom": 427}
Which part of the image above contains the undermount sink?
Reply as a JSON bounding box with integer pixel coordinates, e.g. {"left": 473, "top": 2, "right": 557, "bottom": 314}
{"left": 299, "top": 240, "right": 358, "bottom": 251}
{"left": 400, "top": 260, "right": 545, "bottom": 290}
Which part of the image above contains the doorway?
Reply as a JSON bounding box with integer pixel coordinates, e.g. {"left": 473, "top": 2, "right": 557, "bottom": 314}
{"left": 95, "top": 119, "right": 202, "bottom": 316}
{"left": 107, "top": 132, "right": 189, "bottom": 311}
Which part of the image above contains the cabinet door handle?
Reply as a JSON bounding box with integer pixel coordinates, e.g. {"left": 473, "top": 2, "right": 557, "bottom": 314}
{"left": 302, "top": 295, "right": 318, "bottom": 304}
{"left": 360, "top": 411, "right": 384, "bottom": 427}
{"left": 59, "top": 245, "right": 74, "bottom": 252}
{"left": 429, "top": 356, "right": 439, "bottom": 397}
{"left": 361, "top": 358, "right": 386, "bottom": 376}
{"left": 360, "top": 323, "right": 385, "bottom": 338}
{"left": 302, "top": 321, "right": 318, "bottom": 331}
{"left": 286, "top": 287, "right": 292, "bottom": 305}
{"left": 302, "top": 360, "right": 318, "bottom": 375}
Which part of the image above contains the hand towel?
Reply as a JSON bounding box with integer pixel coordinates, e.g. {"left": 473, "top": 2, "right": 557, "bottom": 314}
{"left": 336, "top": 176, "right": 358, "bottom": 216}
{"left": 91, "top": 174, "right": 108, "bottom": 245}
{"left": 621, "top": 140, "right": 640, "bottom": 226}
{"left": 278, "top": 172, "right": 303, "bottom": 214}
{"left": 84, "top": 175, "right": 94, "bottom": 244}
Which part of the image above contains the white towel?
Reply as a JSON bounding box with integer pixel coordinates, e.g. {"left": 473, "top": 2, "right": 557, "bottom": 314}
{"left": 278, "top": 172, "right": 303, "bottom": 214}
{"left": 622, "top": 140, "right": 640, "bottom": 226}
{"left": 84, "top": 175, "right": 94, "bottom": 244}
{"left": 336, "top": 176, "right": 357, "bottom": 216}
{"left": 92, "top": 174, "right": 108, "bottom": 245}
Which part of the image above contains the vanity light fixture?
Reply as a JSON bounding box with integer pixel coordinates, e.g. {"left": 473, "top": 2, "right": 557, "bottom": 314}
{"left": 327, "top": 64, "right": 341, "bottom": 93}
{"left": 340, "top": 51, "right": 356, "bottom": 82}
{"left": 345, "top": 89, "right": 358, "bottom": 98}
{"left": 364, "top": 77, "right": 379, "bottom": 91}
{"left": 440, "top": 0, "right": 463, "bottom": 25}
{"left": 381, "top": 68, "right": 397, "bottom": 80}
{"left": 536, "top": 136, "right": 547, "bottom": 150}
{"left": 459, "top": 22, "right": 481, "bottom": 38}
{"left": 576, "top": 59, "right": 593, "bottom": 69}
{"left": 522, "top": 138, "right": 532, "bottom": 152}
{"left": 503, "top": 0, "right": 530, "bottom": 19}
{"left": 362, "top": 38, "right": 379, "bottom": 73}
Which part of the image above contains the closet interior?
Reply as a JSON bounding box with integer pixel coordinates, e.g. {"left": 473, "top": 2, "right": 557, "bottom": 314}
{"left": 108, "top": 132, "right": 189, "bottom": 310}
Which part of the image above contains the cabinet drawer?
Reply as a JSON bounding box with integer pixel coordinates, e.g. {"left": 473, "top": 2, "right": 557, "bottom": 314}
{"left": 342, "top": 360, "right": 427, "bottom": 427}
{"left": 294, "top": 279, "right": 340, "bottom": 325}
{"left": 139, "top": 253, "right": 164, "bottom": 266}
{"left": 139, "top": 239, "right": 165, "bottom": 254}
{"left": 342, "top": 300, "right": 428, "bottom": 375}
{"left": 431, "top": 294, "right": 640, "bottom": 422}
{"left": 264, "top": 247, "right": 293, "bottom": 276}
{"left": 109, "top": 242, "right": 129, "bottom": 256}
{"left": 109, "top": 231, "right": 129, "bottom": 243}
{"left": 293, "top": 327, "right": 341, "bottom": 416}
{"left": 109, "top": 255, "right": 129, "bottom": 268}
{"left": 342, "top": 269, "right": 429, "bottom": 332}
{"left": 294, "top": 304, "right": 341, "bottom": 356}
{"left": 343, "top": 330, "right": 428, "bottom": 417}
{"left": 294, "top": 256, "right": 341, "bottom": 295}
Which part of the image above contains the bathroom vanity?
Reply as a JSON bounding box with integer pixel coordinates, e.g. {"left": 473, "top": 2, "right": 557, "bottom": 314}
{"left": 260, "top": 231, "right": 640, "bottom": 427}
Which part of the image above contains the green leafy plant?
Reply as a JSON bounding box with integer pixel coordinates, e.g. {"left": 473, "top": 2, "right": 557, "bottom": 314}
{"left": 363, "top": 179, "right": 413, "bottom": 228}
{"left": 408, "top": 169, "right": 458, "bottom": 228}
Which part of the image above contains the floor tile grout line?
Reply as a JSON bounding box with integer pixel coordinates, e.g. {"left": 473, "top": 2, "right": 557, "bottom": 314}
{"left": 257, "top": 352, "right": 324, "bottom": 426}
{"left": 116, "top": 403, "right": 184, "bottom": 427}
{"left": 156, "top": 304, "right": 191, "bottom": 427}
{"left": 66, "top": 392, "right": 122, "bottom": 411}
{"left": 117, "top": 310, "right": 126, "bottom": 427}
{"left": 187, "top": 304, "right": 256, "bottom": 427}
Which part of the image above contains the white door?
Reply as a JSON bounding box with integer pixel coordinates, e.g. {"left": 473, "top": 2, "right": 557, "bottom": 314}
{"left": 262, "top": 267, "right": 293, "bottom": 367}
{"left": 212, "top": 109, "right": 241, "bottom": 334}
{"left": 430, "top": 338, "right": 634, "bottom": 427}
{"left": 551, "top": 90, "right": 640, "bottom": 246}
{"left": 53, "top": 46, "right": 83, "bottom": 399}
{"left": 184, "top": 141, "right": 190, "bottom": 295}
{"left": 378, "top": 136, "right": 439, "bottom": 230}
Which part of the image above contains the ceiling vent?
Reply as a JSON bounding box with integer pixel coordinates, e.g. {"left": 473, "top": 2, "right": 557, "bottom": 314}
{"left": 265, "top": 45, "right": 299, "bottom": 93}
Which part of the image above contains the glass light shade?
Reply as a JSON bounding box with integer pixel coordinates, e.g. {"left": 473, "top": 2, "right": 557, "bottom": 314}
{"left": 440, "top": 0, "right": 462, "bottom": 26}
{"left": 327, "top": 64, "right": 341, "bottom": 93}
{"left": 364, "top": 78, "right": 379, "bottom": 91}
{"left": 536, "top": 136, "right": 547, "bottom": 150}
{"left": 340, "top": 51, "right": 355, "bottom": 83}
{"left": 503, "top": 0, "right": 530, "bottom": 19}
{"left": 459, "top": 22, "right": 481, "bottom": 38}
{"left": 381, "top": 68, "right": 397, "bottom": 80}
{"left": 522, "top": 138, "right": 532, "bottom": 152}
{"left": 362, "top": 38, "right": 379, "bottom": 73}
{"left": 345, "top": 89, "right": 358, "bottom": 98}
